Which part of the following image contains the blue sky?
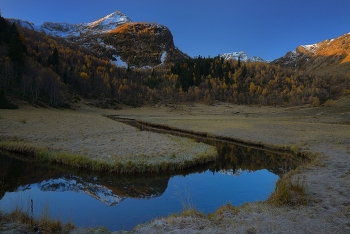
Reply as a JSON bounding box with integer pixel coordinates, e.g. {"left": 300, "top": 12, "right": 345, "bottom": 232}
{"left": 1, "top": 0, "right": 349, "bottom": 60}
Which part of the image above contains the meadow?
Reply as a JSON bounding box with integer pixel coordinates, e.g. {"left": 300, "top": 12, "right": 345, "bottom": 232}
{"left": 115, "top": 97, "right": 350, "bottom": 233}
{"left": 1, "top": 96, "right": 350, "bottom": 233}
{"left": 0, "top": 104, "right": 216, "bottom": 174}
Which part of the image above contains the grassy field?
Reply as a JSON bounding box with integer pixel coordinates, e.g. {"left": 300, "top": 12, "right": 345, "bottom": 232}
{"left": 1, "top": 96, "right": 350, "bottom": 233}
{"left": 0, "top": 105, "right": 216, "bottom": 173}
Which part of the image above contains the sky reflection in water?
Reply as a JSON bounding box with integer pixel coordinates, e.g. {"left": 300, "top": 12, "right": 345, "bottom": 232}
{"left": 0, "top": 152, "right": 278, "bottom": 231}
{"left": 0, "top": 124, "right": 306, "bottom": 231}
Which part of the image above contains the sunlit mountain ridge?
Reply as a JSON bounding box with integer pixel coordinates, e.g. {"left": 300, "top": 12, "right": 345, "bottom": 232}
{"left": 272, "top": 32, "right": 350, "bottom": 76}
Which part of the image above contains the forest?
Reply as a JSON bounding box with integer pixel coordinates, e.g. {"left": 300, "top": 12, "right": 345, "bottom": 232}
{"left": 1, "top": 15, "right": 349, "bottom": 108}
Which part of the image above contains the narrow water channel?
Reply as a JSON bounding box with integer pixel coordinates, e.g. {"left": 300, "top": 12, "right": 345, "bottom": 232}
{"left": 0, "top": 120, "right": 306, "bottom": 231}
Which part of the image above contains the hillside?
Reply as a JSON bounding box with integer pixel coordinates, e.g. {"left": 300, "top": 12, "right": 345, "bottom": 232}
{"left": 272, "top": 32, "right": 350, "bottom": 76}
{"left": 1, "top": 12, "right": 350, "bottom": 109}
{"left": 105, "top": 22, "right": 187, "bottom": 67}
{"left": 9, "top": 11, "right": 189, "bottom": 68}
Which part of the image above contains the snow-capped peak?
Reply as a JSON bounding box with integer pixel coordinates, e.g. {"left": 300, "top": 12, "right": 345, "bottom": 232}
{"left": 221, "top": 51, "right": 249, "bottom": 61}
{"left": 301, "top": 43, "right": 319, "bottom": 54}
{"left": 221, "top": 51, "right": 267, "bottom": 62}
{"left": 86, "top": 11, "right": 131, "bottom": 32}
{"left": 39, "top": 10, "right": 132, "bottom": 38}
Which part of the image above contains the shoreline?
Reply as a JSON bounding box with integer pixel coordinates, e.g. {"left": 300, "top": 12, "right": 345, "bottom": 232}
{"left": 108, "top": 115, "right": 299, "bottom": 154}
{"left": 111, "top": 100, "right": 350, "bottom": 233}
{"left": 1, "top": 98, "right": 350, "bottom": 233}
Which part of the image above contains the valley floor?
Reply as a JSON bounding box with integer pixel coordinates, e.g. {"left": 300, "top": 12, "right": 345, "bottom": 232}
{"left": 115, "top": 97, "right": 350, "bottom": 233}
{"left": 1, "top": 96, "right": 350, "bottom": 233}
{"left": 0, "top": 103, "right": 216, "bottom": 173}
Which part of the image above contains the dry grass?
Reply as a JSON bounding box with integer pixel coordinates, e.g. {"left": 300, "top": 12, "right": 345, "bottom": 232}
{"left": 0, "top": 106, "right": 217, "bottom": 173}
{"left": 2, "top": 98, "right": 350, "bottom": 233}
{"left": 0, "top": 207, "right": 75, "bottom": 234}
{"left": 267, "top": 175, "right": 307, "bottom": 206}
{"left": 119, "top": 97, "right": 350, "bottom": 233}
{"left": 114, "top": 99, "right": 350, "bottom": 150}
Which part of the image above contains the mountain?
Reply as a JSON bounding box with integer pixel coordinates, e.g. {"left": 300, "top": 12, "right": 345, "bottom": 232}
{"left": 9, "top": 11, "right": 189, "bottom": 68}
{"left": 40, "top": 11, "right": 131, "bottom": 37}
{"left": 3, "top": 13, "right": 349, "bottom": 107}
{"left": 220, "top": 51, "right": 267, "bottom": 62}
{"left": 272, "top": 32, "right": 350, "bottom": 76}
{"left": 16, "top": 175, "right": 125, "bottom": 206}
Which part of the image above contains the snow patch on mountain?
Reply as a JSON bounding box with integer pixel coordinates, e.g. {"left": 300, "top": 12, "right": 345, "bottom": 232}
{"left": 40, "top": 22, "right": 82, "bottom": 37}
{"left": 221, "top": 51, "right": 267, "bottom": 62}
{"left": 85, "top": 11, "right": 131, "bottom": 33}
{"left": 301, "top": 43, "right": 319, "bottom": 54}
{"left": 112, "top": 55, "right": 128, "bottom": 67}
{"left": 39, "top": 11, "right": 131, "bottom": 38}
{"left": 8, "top": 11, "right": 183, "bottom": 68}
{"left": 250, "top": 56, "right": 267, "bottom": 62}
{"left": 221, "top": 51, "right": 249, "bottom": 61}
{"left": 160, "top": 51, "right": 167, "bottom": 64}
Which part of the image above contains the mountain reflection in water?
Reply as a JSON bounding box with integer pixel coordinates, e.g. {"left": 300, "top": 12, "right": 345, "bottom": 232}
{"left": 0, "top": 154, "right": 172, "bottom": 203}
{"left": 0, "top": 142, "right": 304, "bottom": 203}
{"left": 0, "top": 133, "right": 306, "bottom": 230}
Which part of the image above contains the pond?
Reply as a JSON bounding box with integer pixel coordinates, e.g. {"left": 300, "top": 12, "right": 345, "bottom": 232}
{"left": 0, "top": 120, "right": 306, "bottom": 231}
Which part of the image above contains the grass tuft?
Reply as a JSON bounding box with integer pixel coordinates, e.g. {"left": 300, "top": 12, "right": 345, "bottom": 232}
{"left": 267, "top": 175, "right": 307, "bottom": 206}
{"left": 180, "top": 208, "right": 205, "bottom": 218}
{"left": 214, "top": 202, "right": 239, "bottom": 216}
{"left": 171, "top": 152, "right": 176, "bottom": 159}
{"left": 1, "top": 207, "right": 75, "bottom": 234}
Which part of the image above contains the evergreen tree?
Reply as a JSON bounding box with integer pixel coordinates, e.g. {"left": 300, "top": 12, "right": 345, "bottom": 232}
{"left": 8, "top": 34, "right": 25, "bottom": 64}
{"left": 7, "top": 23, "right": 26, "bottom": 64}
{"left": 0, "top": 14, "right": 8, "bottom": 43}
{"left": 52, "top": 48, "right": 59, "bottom": 65}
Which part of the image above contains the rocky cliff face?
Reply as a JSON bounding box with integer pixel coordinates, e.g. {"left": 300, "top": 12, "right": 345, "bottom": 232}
{"left": 104, "top": 22, "right": 176, "bottom": 67}
{"left": 9, "top": 11, "right": 189, "bottom": 68}
{"left": 272, "top": 32, "right": 350, "bottom": 76}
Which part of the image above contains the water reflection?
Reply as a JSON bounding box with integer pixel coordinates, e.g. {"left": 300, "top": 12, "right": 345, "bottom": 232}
{"left": 0, "top": 123, "right": 307, "bottom": 230}
{"left": 0, "top": 153, "right": 172, "bottom": 203}
{"left": 210, "top": 141, "right": 303, "bottom": 176}
{"left": 0, "top": 141, "right": 304, "bottom": 203}
{"left": 113, "top": 118, "right": 306, "bottom": 176}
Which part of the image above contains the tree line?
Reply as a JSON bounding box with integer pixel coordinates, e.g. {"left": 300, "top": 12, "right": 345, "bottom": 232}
{"left": 0, "top": 15, "right": 349, "bottom": 108}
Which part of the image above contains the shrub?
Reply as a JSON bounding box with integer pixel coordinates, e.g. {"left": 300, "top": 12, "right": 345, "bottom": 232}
{"left": 312, "top": 97, "right": 320, "bottom": 107}
{"left": 267, "top": 176, "right": 307, "bottom": 206}
{"left": 0, "top": 91, "right": 19, "bottom": 109}
{"left": 323, "top": 99, "right": 337, "bottom": 107}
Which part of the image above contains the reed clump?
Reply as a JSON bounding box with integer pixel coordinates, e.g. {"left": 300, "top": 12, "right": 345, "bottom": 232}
{"left": 267, "top": 175, "right": 307, "bottom": 206}
{"left": 0, "top": 207, "right": 75, "bottom": 234}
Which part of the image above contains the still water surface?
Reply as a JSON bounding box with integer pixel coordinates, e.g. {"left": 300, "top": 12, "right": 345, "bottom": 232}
{"left": 0, "top": 122, "right": 305, "bottom": 231}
